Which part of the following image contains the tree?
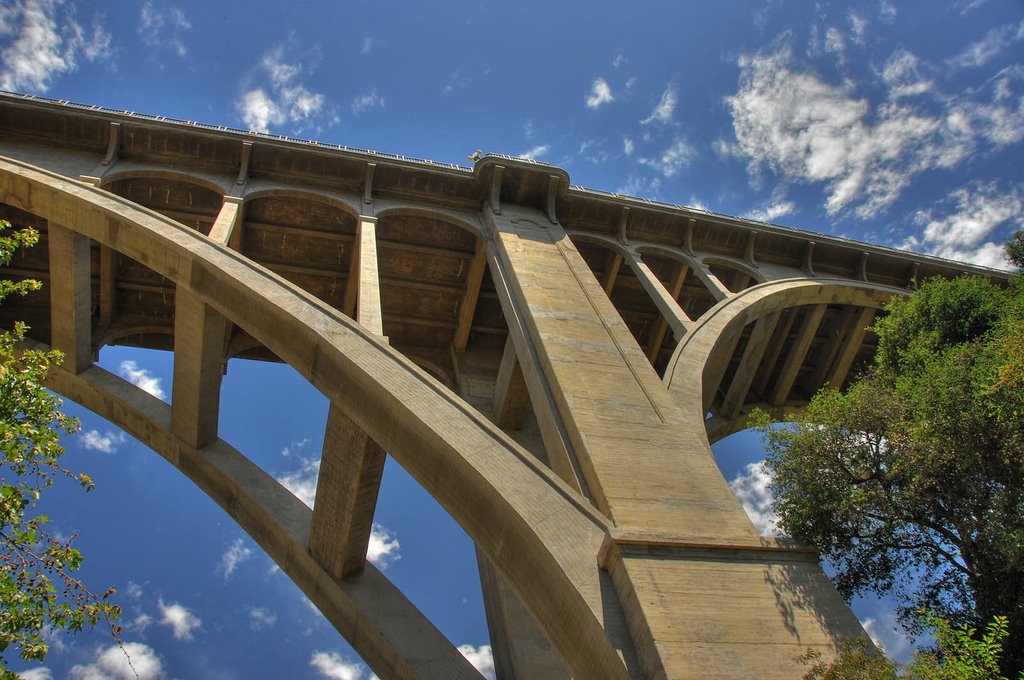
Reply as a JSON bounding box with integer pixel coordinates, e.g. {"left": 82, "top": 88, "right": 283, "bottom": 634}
{"left": 753, "top": 261, "right": 1024, "bottom": 676}
{"left": 1, "top": 220, "right": 123, "bottom": 675}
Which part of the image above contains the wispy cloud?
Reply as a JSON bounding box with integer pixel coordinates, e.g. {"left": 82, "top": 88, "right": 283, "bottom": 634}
{"left": 18, "top": 669, "right": 53, "bottom": 680}
{"left": 904, "top": 180, "right": 1021, "bottom": 268}
{"left": 623, "top": 137, "right": 635, "bottom": 156}
{"left": 616, "top": 175, "right": 662, "bottom": 198}
{"left": 237, "top": 44, "right": 336, "bottom": 134}
{"left": 248, "top": 606, "right": 277, "bottom": 631}
{"left": 367, "top": 524, "right": 400, "bottom": 569}
{"left": 158, "top": 599, "right": 202, "bottom": 641}
{"left": 725, "top": 45, "right": 990, "bottom": 218}
{"left": 585, "top": 77, "right": 614, "bottom": 109}
{"left": 880, "top": 49, "right": 933, "bottom": 99}
{"left": 728, "top": 460, "right": 781, "bottom": 537}
{"left": 949, "top": 19, "right": 1024, "bottom": 70}
{"left": 310, "top": 651, "right": 368, "bottom": 680}
{"left": 217, "top": 538, "right": 254, "bottom": 580}
{"left": 138, "top": 1, "right": 190, "bottom": 57}
{"left": 638, "top": 137, "right": 695, "bottom": 177}
{"left": 641, "top": 85, "right": 677, "bottom": 125}
{"left": 69, "top": 642, "right": 166, "bottom": 680}
{"left": 360, "top": 36, "right": 372, "bottom": 55}
{"left": 517, "top": 144, "right": 549, "bottom": 160}
{"left": 458, "top": 644, "right": 496, "bottom": 680}
{"left": 861, "top": 607, "right": 913, "bottom": 661}
{"left": 0, "top": 0, "right": 112, "bottom": 93}
{"left": 351, "top": 89, "right": 383, "bottom": 114}
{"left": 118, "top": 360, "right": 166, "bottom": 400}
{"left": 746, "top": 198, "right": 796, "bottom": 222}
{"left": 79, "top": 429, "right": 127, "bottom": 453}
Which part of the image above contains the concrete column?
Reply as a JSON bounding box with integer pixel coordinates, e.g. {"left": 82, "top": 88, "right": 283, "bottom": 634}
{"left": 208, "top": 196, "right": 243, "bottom": 246}
{"left": 171, "top": 288, "right": 225, "bottom": 448}
{"left": 646, "top": 261, "right": 689, "bottom": 364}
{"left": 453, "top": 238, "right": 487, "bottom": 352}
{"left": 354, "top": 216, "right": 384, "bottom": 337}
{"left": 627, "top": 253, "right": 691, "bottom": 340}
{"left": 824, "top": 306, "right": 877, "bottom": 389}
{"left": 309, "top": 403, "right": 386, "bottom": 580}
{"left": 719, "top": 309, "right": 782, "bottom": 420}
{"left": 492, "top": 337, "right": 529, "bottom": 429}
{"left": 98, "top": 245, "right": 116, "bottom": 328}
{"left": 48, "top": 224, "right": 92, "bottom": 373}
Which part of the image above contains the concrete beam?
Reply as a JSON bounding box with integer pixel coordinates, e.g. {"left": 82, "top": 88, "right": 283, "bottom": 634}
{"left": 646, "top": 261, "right": 688, "bottom": 364}
{"left": 98, "top": 244, "right": 116, "bottom": 328}
{"left": 769, "top": 304, "right": 827, "bottom": 406}
{"left": 627, "top": 253, "right": 691, "bottom": 341}
{"left": 750, "top": 306, "right": 797, "bottom": 399}
{"left": 492, "top": 337, "right": 529, "bottom": 430}
{"left": 453, "top": 238, "right": 487, "bottom": 352}
{"left": 602, "top": 252, "right": 623, "bottom": 296}
{"left": 171, "top": 288, "right": 226, "bottom": 448}
{"left": 309, "top": 403, "right": 387, "bottom": 580}
{"left": 47, "top": 224, "right": 92, "bottom": 373}
{"left": 718, "top": 310, "right": 782, "bottom": 421}
{"left": 824, "top": 306, "right": 877, "bottom": 389}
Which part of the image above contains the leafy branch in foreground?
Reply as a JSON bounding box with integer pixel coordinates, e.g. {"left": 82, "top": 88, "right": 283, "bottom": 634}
{"left": 801, "top": 612, "right": 1022, "bottom": 680}
{"left": 752, "top": 259, "right": 1024, "bottom": 677}
{"left": 1, "top": 220, "right": 124, "bottom": 675}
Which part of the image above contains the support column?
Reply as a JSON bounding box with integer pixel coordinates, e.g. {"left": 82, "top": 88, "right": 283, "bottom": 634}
{"left": 453, "top": 238, "right": 487, "bottom": 352}
{"left": 823, "top": 306, "right": 877, "bottom": 389}
{"left": 485, "top": 206, "right": 864, "bottom": 678}
{"left": 309, "top": 404, "right": 387, "bottom": 580}
{"left": 171, "top": 289, "right": 226, "bottom": 448}
{"left": 48, "top": 224, "right": 92, "bottom": 373}
{"left": 208, "top": 196, "right": 243, "bottom": 246}
{"left": 646, "top": 261, "right": 688, "bottom": 364}
{"left": 492, "top": 337, "right": 529, "bottom": 429}
{"left": 347, "top": 216, "right": 384, "bottom": 337}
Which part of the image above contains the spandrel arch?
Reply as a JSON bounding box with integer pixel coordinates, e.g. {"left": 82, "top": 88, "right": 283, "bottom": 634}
{"left": 0, "top": 156, "right": 628, "bottom": 680}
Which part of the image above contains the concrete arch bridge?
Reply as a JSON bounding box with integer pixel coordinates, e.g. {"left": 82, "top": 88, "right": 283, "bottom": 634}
{"left": 0, "top": 93, "right": 1008, "bottom": 679}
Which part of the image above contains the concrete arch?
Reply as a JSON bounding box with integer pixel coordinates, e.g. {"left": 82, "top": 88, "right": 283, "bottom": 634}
{"left": 700, "top": 255, "right": 765, "bottom": 286}
{"left": 565, "top": 230, "right": 632, "bottom": 257}
{"left": 664, "top": 277, "right": 899, "bottom": 420}
{"left": 241, "top": 186, "right": 362, "bottom": 221}
{"left": 100, "top": 166, "right": 230, "bottom": 198}
{"left": 374, "top": 204, "right": 485, "bottom": 240}
{"left": 0, "top": 156, "right": 626, "bottom": 680}
{"left": 98, "top": 322, "right": 174, "bottom": 349}
{"left": 633, "top": 243, "right": 700, "bottom": 271}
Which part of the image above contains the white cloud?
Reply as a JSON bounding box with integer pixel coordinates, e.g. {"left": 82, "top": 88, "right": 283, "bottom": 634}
{"left": 458, "top": 644, "right": 496, "bottom": 680}
{"left": 248, "top": 606, "right": 277, "bottom": 630}
{"left": 360, "top": 36, "right": 372, "bottom": 54}
{"left": 585, "top": 77, "right": 614, "bottom": 109}
{"left": 237, "top": 45, "right": 334, "bottom": 134}
{"left": 18, "top": 669, "right": 53, "bottom": 680}
{"left": 277, "top": 455, "right": 321, "bottom": 507}
{"left": 157, "top": 599, "right": 201, "bottom": 641}
{"left": 746, "top": 199, "right": 796, "bottom": 222}
{"left": 0, "top": 0, "right": 112, "bottom": 93}
{"left": 351, "top": 89, "right": 383, "bottom": 114}
{"left": 129, "top": 612, "right": 155, "bottom": 633}
{"left": 124, "top": 581, "right": 144, "bottom": 600}
{"left": 366, "top": 524, "right": 400, "bottom": 569}
{"left": 903, "top": 181, "right": 1021, "bottom": 269}
{"left": 217, "top": 538, "right": 253, "bottom": 579}
{"left": 517, "top": 145, "right": 549, "bottom": 161}
{"left": 138, "top": 1, "right": 190, "bottom": 57}
{"left": 638, "top": 137, "right": 695, "bottom": 177}
{"left": 726, "top": 46, "right": 980, "bottom": 218}
{"left": 616, "top": 175, "right": 662, "bottom": 198}
{"left": 623, "top": 137, "right": 635, "bottom": 156}
{"left": 824, "top": 27, "right": 845, "bottom": 60}
{"left": 881, "top": 48, "right": 932, "bottom": 99}
{"left": 310, "top": 651, "right": 368, "bottom": 680}
{"left": 848, "top": 12, "right": 867, "bottom": 44}
{"left": 78, "top": 429, "right": 127, "bottom": 453}
{"left": 642, "top": 85, "right": 677, "bottom": 125}
{"left": 118, "top": 360, "right": 166, "bottom": 400}
{"left": 861, "top": 608, "right": 913, "bottom": 660}
{"left": 280, "top": 438, "right": 310, "bottom": 458}
{"left": 949, "top": 20, "right": 1024, "bottom": 70}
{"left": 728, "top": 460, "right": 781, "bottom": 537}
{"left": 69, "top": 642, "right": 165, "bottom": 680}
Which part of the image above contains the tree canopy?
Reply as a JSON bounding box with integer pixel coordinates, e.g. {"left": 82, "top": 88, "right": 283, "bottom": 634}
{"left": 753, "top": 262, "right": 1024, "bottom": 676}
{"left": 1, "top": 221, "right": 123, "bottom": 675}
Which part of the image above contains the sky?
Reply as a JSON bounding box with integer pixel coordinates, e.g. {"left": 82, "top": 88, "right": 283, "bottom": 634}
{"left": 1, "top": 0, "right": 1023, "bottom": 677}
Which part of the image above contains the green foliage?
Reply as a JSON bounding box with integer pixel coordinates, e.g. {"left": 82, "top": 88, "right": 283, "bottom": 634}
{"left": 1006, "top": 229, "right": 1024, "bottom": 269}
{"left": 754, "top": 272, "right": 1024, "bottom": 676}
{"left": 1, "top": 220, "right": 122, "bottom": 674}
{"left": 801, "top": 613, "right": 1021, "bottom": 680}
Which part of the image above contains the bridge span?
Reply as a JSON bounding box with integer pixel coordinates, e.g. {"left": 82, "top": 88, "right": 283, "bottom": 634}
{"left": 0, "top": 92, "right": 1008, "bottom": 679}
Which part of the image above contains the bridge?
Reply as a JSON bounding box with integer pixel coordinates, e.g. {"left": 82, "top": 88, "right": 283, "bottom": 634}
{"left": 0, "top": 92, "right": 1008, "bottom": 679}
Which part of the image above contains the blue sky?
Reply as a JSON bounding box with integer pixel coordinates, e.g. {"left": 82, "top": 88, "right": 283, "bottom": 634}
{"left": 1, "top": 0, "right": 1022, "bottom": 677}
